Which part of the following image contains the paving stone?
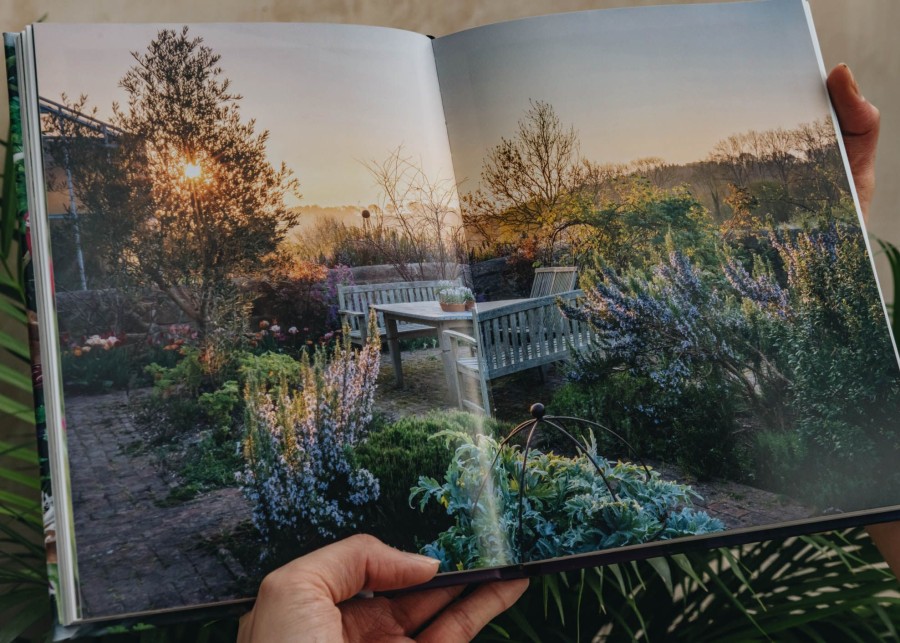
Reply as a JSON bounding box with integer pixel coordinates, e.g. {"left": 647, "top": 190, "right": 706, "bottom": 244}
{"left": 66, "top": 390, "right": 253, "bottom": 619}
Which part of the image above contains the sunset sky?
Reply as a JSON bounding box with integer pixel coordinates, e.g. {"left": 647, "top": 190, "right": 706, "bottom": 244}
{"left": 34, "top": 0, "right": 832, "bottom": 207}
{"left": 434, "top": 0, "right": 833, "bottom": 194}
{"left": 33, "top": 22, "right": 453, "bottom": 209}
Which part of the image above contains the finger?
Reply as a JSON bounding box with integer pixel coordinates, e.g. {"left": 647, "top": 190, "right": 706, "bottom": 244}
{"left": 866, "top": 522, "right": 900, "bottom": 579}
{"left": 417, "top": 579, "right": 530, "bottom": 643}
{"left": 827, "top": 64, "right": 880, "bottom": 137}
{"left": 390, "top": 584, "right": 467, "bottom": 633}
{"left": 236, "top": 610, "right": 254, "bottom": 643}
{"left": 827, "top": 63, "right": 880, "bottom": 216}
{"left": 269, "top": 534, "right": 440, "bottom": 605}
{"left": 340, "top": 585, "right": 466, "bottom": 638}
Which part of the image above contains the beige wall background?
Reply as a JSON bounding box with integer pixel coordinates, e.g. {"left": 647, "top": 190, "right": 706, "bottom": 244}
{"left": 2, "top": 0, "right": 898, "bottom": 277}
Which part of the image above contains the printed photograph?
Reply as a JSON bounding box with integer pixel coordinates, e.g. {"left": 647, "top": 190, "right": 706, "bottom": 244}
{"left": 35, "top": 22, "right": 471, "bottom": 618}
{"left": 31, "top": 0, "right": 900, "bottom": 622}
{"left": 432, "top": 0, "right": 900, "bottom": 565}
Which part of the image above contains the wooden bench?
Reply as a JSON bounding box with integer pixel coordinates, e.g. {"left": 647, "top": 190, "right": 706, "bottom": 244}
{"left": 445, "top": 290, "right": 592, "bottom": 414}
{"left": 530, "top": 266, "right": 578, "bottom": 297}
{"left": 337, "top": 278, "right": 462, "bottom": 346}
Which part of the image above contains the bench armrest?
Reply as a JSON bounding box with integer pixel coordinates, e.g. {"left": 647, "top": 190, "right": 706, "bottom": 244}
{"left": 338, "top": 308, "right": 366, "bottom": 318}
{"left": 443, "top": 329, "right": 477, "bottom": 346}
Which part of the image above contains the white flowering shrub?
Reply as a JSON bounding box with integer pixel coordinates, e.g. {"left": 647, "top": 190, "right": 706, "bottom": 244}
{"left": 237, "top": 319, "right": 381, "bottom": 553}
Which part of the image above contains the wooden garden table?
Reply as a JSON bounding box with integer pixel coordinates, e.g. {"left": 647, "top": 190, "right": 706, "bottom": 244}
{"left": 371, "top": 299, "right": 526, "bottom": 402}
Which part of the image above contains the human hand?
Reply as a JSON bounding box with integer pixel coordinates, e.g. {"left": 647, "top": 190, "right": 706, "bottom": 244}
{"left": 236, "top": 534, "right": 530, "bottom": 642}
{"left": 828, "top": 63, "right": 900, "bottom": 579}
{"left": 826, "top": 63, "right": 880, "bottom": 218}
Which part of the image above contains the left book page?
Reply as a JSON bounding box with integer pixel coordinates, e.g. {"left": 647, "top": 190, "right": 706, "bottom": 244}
{"left": 24, "top": 22, "right": 459, "bottom": 628}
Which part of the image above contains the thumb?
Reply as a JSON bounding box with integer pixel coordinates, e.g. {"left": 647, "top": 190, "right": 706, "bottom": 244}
{"left": 272, "top": 534, "right": 440, "bottom": 604}
{"left": 827, "top": 63, "right": 879, "bottom": 216}
{"left": 827, "top": 63, "right": 880, "bottom": 137}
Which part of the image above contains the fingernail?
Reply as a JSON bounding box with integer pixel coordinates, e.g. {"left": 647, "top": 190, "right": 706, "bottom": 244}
{"left": 842, "top": 63, "right": 861, "bottom": 98}
{"left": 403, "top": 552, "right": 440, "bottom": 567}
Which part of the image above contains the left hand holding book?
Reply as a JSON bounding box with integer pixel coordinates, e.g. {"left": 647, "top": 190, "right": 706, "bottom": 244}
{"left": 236, "top": 534, "right": 529, "bottom": 642}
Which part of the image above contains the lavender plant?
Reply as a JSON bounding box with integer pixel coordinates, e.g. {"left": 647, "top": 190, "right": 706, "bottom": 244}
{"left": 561, "top": 247, "right": 785, "bottom": 478}
{"left": 726, "top": 225, "right": 900, "bottom": 506}
{"left": 565, "top": 248, "right": 781, "bottom": 407}
{"left": 237, "top": 318, "right": 381, "bottom": 554}
{"left": 412, "top": 432, "right": 724, "bottom": 571}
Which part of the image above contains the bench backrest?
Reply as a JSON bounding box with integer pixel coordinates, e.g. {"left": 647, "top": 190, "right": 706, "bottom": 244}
{"left": 338, "top": 278, "right": 462, "bottom": 334}
{"left": 473, "top": 290, "right": 591, "bottom": 379}
{"left": 530, "top": 267, "right": 578, "bottom": 298}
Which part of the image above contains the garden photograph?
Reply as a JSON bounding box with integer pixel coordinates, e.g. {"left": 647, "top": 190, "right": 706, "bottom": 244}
{"left": 434, "top": 0, "right": 900, "bottom": 537}
{"left": 28, "top": 0, "right": 900, "bottom": 624}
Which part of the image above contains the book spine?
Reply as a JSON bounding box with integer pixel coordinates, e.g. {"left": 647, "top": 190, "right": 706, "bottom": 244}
{"left": 4, "top": 31, "right": 61, "bottom": 618}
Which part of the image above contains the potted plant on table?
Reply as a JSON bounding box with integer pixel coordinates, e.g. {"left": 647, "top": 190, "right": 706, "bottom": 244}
{"left": 439, "top": 286, "right": 474, "bottom": 312}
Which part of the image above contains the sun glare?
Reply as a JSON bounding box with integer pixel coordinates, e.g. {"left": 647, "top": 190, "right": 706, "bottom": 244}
{"left": 183, "top": 161, "right": 202, "bottom": 179}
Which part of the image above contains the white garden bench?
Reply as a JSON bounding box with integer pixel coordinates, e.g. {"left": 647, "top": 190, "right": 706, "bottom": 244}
{"left": 337, "top": 278, "right": 462, "bottom": 346}
{"left": 444, "top": 290, "right": 592, "bottom": 415}
{"left": 530, "top": 266, "right": 578, "bottom": 297}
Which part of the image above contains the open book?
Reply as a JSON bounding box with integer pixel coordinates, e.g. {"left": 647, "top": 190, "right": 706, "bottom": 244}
{"left": 6, "top": 0, "right": 900, "bottom": 635}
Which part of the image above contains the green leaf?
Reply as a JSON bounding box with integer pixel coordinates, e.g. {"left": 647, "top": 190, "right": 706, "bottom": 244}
{"left": 0, "top": 488, "right": 40, "bottom": 511}
{"left": 0, "top": 297, "right": 25, "bottom": 325}
{"left": 670, "top": 552, "right": 706, "bottom": 591}
{"left": 0, "top": 464, "right": 39, "bottom": 490}
{"left": 878, "top": 239, "right": 900, "bottom": 337}
{"left": 0, "top": 124, "right": 17, "bottom": 259}
{"left": 646, "top": 556, "right": 674, "bottom": 596}
{"left": 0, "top": 394, "right": 34, "bottom": 422}
{"left": 0, "top": 360, "right": 31, "bottom": 393}
{"left": 501, "top": 605, "right": 544, "bottom": 643}
{"left": 0, "top": 441, "right": 38, "bottom": 464}
{"left": 0, "top": 329, "right": 29, "bottom": 361}
{"left": 0, "top": 588, "right": 49, "bottom": 643}
{"left": 542, "top": 574, "right": 566, "bottom": 626}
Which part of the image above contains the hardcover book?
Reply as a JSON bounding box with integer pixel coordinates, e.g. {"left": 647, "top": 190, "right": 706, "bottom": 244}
{"left": 6, "top": 0, "right": 900, "bottom": 636}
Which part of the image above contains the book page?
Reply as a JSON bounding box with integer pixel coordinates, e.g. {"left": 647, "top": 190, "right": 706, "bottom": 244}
{"left": 430, "top": 0, "right": 900, "bottom": 570}
{"left": 29, "top": 22, "right": 461, "bottom": 624}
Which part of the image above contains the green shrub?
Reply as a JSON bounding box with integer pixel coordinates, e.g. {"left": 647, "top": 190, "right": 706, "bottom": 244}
{"left": 239, "top": 351, "right": 303, "bottom": 391}
{"left": 752, "top": 429, "right": 804, "bottom": 491}
{"left": 197, "top": 380, "right": 241, "bottom": 436}
{"left": 412, "top": 432, "right": 724, "bottom": 571}
{"left": 732, "top": 225, "right": 900, "bottom": 507}
{"left": 351, "top": 410, "right": 502, "bottom": 550}
{"left": 548, "top": 375, "right": 666, "bottom": 458}
{"left": 61, "top": 342, "right": 133, "bottom": 393}
{"left": 548, "top": 375, "right": 741, "bottom": 480}
{"left": 166, "top": 432, "right": 244, "bottom": 502}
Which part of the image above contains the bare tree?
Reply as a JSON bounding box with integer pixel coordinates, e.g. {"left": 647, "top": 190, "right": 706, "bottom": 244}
{"left": 363, "top": 147, "right": 463, "bottom": 280}
{"left": 468, "top": 100, "right": 581, "bottom": 261}
{"left": 629, "top": 156, "right": 678, "bottom": 190}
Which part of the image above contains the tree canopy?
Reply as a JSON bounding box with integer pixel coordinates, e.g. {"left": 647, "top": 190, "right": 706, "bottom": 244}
{"left": 46, "top": 27, "right": 300, "bottom": 333}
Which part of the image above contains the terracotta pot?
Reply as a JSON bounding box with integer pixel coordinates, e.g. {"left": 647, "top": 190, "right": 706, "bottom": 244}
{"left": 465, "top": 300, "right": 475, "bottom": 311}
{"left": 440, "top": 302, "right": 466, "bottom": 312}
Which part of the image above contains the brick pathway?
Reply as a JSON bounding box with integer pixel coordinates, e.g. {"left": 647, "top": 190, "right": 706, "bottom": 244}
{"left": 66, "top": 390, "right": 251, "bottom": 619}
{"left": 64, "top": 349, "right": 811, "bottom": 619}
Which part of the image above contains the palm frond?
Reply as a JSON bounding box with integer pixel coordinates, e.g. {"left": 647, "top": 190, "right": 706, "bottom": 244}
{"left": 477, "top": 529, "right": 898, "bottom": 642}
{"left": 879, "top": 239, "right": 900, "bottom": 337}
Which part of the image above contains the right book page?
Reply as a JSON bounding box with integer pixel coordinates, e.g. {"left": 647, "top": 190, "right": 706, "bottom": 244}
{"left": 430, "top": 0, "right": 900, "bottom": 571}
